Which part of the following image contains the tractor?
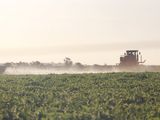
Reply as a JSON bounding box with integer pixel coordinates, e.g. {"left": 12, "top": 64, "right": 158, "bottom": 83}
{"left": 119, "top": 50, "right": 145, "bottom": 67}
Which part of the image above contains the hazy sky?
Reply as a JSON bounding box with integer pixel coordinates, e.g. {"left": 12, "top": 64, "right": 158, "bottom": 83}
{"left": 0, "top": 0, "right": 160, "bottom": 64}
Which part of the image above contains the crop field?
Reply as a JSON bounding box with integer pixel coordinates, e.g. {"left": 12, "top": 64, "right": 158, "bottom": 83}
{"left": 0, "top": 73, "right": 160, "bottom": 120}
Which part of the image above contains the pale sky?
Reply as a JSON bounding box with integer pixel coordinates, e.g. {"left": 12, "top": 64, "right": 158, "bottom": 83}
{"left": 0, "top": 0, "right": 160, "bottom": 65}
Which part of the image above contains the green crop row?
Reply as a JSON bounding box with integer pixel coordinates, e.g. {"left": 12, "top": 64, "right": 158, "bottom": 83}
{"left": 0, "top": 73, "right": 160, "bottom": 120}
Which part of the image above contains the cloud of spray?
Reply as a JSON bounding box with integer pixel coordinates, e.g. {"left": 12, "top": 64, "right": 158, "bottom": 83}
{"left": 4, "top": 65, "right": 160, "bottom": 75}
{"left": 4, "top": 66, "right": 120, "bottom": 75}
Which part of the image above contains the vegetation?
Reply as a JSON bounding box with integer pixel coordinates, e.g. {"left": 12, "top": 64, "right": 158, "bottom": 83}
{"left": 0, "top": 73, "right": 160, "bottom": 120}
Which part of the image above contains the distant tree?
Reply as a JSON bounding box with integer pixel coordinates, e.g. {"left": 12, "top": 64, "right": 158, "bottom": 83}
{"left": 4, "top": 63, "right": 12, "bottom": 67}
{"left": 75, "top": 62, "right": 84, "bottom": 69}
{"left": 17, "top": 62, "right": 29, "bottom": 67}
{"left": 31, "top": 61, "right": 43, "bottom": 68}
{"left": 64, "top": 57, "right": 73, "bottom": 67}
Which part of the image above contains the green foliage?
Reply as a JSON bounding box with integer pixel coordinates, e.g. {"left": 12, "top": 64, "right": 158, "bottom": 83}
{"left": 0, "top": 73, "right": 160, "bottom": 119}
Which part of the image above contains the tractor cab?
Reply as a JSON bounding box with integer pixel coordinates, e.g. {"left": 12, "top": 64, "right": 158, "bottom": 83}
{"left": 119, "top": 50, "right": 145, "bottom": 67}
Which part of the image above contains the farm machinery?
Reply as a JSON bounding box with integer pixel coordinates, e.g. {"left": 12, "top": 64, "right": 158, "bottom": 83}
{"left": 117, "top": 50, "right": 146, "bottom": 71}
{"left": 119, "top": 50, "right": 145, "bottom": 67}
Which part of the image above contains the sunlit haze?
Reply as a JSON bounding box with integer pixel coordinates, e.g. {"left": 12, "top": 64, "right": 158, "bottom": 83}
{"left": 0, "top": 0, "right": 160, "bottom": 65}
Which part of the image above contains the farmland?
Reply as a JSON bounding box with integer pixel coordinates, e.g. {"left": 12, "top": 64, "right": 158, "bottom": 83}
{"left": 0, "top": 73, "right": 160, "bottom": 120}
